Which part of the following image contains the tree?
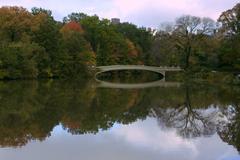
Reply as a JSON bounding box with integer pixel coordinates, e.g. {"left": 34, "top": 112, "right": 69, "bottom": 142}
{"left": 173, "top": 15, "right": 216, "bottom": 69}
{"left": 219, "top": 104, "right": 240, "bottom": 152}
{"left": 152, "top": 17, "right": 217, "bottom": 69}
{"left": 192, "top": 35, "right": 220, "bottom": 70}
{"left": 217, "top": 3, "right": 240, "bottom": 71}
{"left": 218, "top": 3, "right": 240, "bottom": 36}
{"left": 116, "top": 23, "right": 153, "bottom": 64}
{"left": 30, "top": 7, "right": 62, "bottom": 77}
{"left": 0, "top": 6, "right": 32, "bottom": 42}
{"left": 151, "top": 30, "right": 180, "bottom": 66}
{"left": 79, "top": 15, "right": 134, "bottom": 65}
{"left": 152, "top": 85, "right": 220, "bottom": 138}
{"left": 63, "top": 12, "right": 88, "bottom": 23}
{"left": 0, "top": 41, "right": 45, "bottom": 79}
{"left": 31, "top": 7, "right": 52, "bottom": 17}
{"left": 60, "top": 21, "right": 95, "bottom": 77}
{"left": 0, "top": 7, "right": 46, "bottom": 79}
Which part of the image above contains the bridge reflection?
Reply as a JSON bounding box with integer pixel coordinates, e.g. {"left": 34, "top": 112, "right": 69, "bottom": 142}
{"left": 96, "top": 80, "right": 181, "bottom": 89}
{"left": 95, "top": 65, "right": 183, "bottom": 78}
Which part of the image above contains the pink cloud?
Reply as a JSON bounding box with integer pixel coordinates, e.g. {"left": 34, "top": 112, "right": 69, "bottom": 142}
{"left": 0, "top": 0, "right": 239, "bottom": 27}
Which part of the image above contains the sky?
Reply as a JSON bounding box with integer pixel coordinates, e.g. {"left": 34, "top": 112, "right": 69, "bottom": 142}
{"left": 0, "top": 0, "right": 239, "bottom": 28}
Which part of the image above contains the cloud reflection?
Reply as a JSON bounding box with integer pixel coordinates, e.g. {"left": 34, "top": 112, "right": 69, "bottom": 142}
{"left": 111, "top": 118, "right": 197, "bottom": 152}
{"left": 0, "top": 117, "right": 238, "bottom": 160}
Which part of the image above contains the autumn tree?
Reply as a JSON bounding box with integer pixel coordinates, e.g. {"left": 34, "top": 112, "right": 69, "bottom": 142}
{"left": 116, "top": 23, "right": 153, "bottom": 64}
{"left": 0, "top": 7, "right": 44, "bottom": 79}
{"left": 0, "top": 6, "right": 32, "bottom": 42}
{"left": 64, "top": 13, "right": 141, "bottom": 65}
{"left": 60, "top": 21, "right": 96, "bottom": 77}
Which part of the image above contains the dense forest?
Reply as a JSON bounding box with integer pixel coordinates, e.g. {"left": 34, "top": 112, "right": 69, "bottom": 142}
{"left": 0, "top": 3, "right": 239, "bottom": 80}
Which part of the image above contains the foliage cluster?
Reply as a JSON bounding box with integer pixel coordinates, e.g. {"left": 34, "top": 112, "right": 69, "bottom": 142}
{"left": 151, "top": 3, "right": 240, "bottom": 74}
{"left": 0, "top": 7, "right": 152, "bottom": 79}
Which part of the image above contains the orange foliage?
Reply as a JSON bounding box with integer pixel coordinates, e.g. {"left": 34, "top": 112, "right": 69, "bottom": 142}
{"left": 61, "top": 21, "right": 84, "bottom": 33}
{"left": 126, "top": 39, "right": 139, "bottom": 57}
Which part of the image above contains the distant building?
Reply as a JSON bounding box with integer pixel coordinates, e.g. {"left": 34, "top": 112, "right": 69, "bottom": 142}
{"left": 111, "top": 18, "right": 120, "bottom": 24}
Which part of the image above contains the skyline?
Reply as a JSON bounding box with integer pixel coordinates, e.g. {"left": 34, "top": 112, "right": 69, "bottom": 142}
{"left": 0, "top": 0, "right": 239, "bottom": 28}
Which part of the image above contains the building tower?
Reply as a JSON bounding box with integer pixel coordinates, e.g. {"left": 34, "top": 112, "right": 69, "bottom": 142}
{"left": 111, "top": 18, "right": 120, "bottom": 24}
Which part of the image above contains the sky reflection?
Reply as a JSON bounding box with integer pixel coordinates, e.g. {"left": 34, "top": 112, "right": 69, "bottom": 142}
{"left": 0, "top": 117, "right": 238, "bottom": 160}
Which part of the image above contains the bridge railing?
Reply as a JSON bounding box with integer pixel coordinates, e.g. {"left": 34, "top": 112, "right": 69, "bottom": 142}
{"left": 95, "top": 65, "right": 182, "bottom": 69}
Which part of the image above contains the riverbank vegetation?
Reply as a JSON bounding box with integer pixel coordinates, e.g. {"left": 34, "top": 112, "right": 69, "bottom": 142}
{"left": 0, "top": 3, "right": 239, "bottom": 80}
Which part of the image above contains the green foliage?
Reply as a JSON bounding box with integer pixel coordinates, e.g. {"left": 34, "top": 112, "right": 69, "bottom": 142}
{"left": 31, "top": 7, "right": 52, "bottom": 17}
{"left": 215, "top": 3, "right": 240, "bottom": 72}
{"left": 60, "top": 24, "right": 95, "bottom": 77}
{"left": 78, "top": 15, "right": 142, "bottom": 65}
{"left": 0, "top": 41, "right": 45, "bottom": 79}
{"left": 151, "top": 31, "right": 181, "bottom": 66}
{"left": 0, "top": 7, "right": 153, "bottom": 79}
{"left": 63, "top": 12, "right": 87, "bottom": 23}
{"left": 116, "top": 23, "right": 153, "bottom": 64}
{"left": 0, "top": 4, "right": 239, "bottom": 80}
{"left": 217, "top": 36, "right": 240, "bottom": 71}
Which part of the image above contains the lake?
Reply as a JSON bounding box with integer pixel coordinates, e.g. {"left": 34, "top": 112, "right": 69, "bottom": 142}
{"left": 0, "top": 73, "right": 239, "bottom": 160}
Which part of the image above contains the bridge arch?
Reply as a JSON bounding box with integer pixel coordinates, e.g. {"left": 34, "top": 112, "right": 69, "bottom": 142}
{"left": 94, "top": 65, "right": 173, "bottom": 80}
{"left": 94, "top": 65, "right": 182, "bottom": 88}
{"left": 95, "top": 68, "right": 165, "bottom": 81}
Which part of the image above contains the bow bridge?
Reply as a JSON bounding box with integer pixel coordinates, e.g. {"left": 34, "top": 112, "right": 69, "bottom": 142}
{"left": 95, "top": 65, "right": 182, "bottom": 78}
{"left": 94, "top": 65, "right": 182, "bottom": 89}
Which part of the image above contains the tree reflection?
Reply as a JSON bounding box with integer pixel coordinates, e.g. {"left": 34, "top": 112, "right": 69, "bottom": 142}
{"left": 152, "top": 85, "right": 228, "bottom": 138}
{"left": 219, "top": 104, "right": 240, "bottom": 152}
{"left": 0, "top": 79, "right": 239, "bottom": 152}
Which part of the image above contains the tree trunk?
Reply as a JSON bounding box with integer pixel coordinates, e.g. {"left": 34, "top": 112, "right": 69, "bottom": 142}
{"left": 185, "top": 45, "right": 191, "bottom": 69}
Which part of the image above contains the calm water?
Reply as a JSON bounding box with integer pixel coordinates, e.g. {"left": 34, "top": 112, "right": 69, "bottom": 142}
{"left": 0, "top": 75, "right": 240, "bottom": 160}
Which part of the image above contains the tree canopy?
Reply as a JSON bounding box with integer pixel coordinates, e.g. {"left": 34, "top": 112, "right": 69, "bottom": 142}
{"left": 0, "top": 4, "right": 239, "bottom": 80}
{"left": 0, "top": 7, "right": 152, "bottom": 79}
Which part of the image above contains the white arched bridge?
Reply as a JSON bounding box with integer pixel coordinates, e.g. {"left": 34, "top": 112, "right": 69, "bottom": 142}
{"left": 95, "top": 65, "right": 182, "bottom": 77}
{"left": 94, "top": 65, "right": 183, "bottom": 89}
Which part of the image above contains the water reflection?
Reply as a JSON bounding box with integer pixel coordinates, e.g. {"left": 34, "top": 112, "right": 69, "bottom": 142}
{"left": 95, "top": 70, "right": 170, "bottom": 89}
{"left": 96, "top": 70, "right": 163, "bottom": 83}
{"left": 0, "top": 119, "right": 238, "bottom": 160}
{"left": 0, "top": 79, "right": 239, "bottom": 159}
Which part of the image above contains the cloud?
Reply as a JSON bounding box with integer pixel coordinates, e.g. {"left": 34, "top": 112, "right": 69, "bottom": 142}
{"left": 105, "top": 0, "right": 239, "bottom": 27}
{"left": 0, "top": 0, "right": 239, "bottom": 27}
